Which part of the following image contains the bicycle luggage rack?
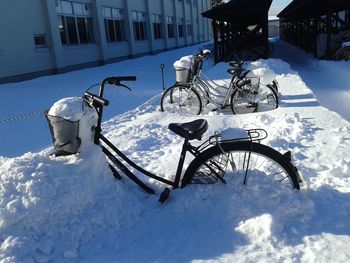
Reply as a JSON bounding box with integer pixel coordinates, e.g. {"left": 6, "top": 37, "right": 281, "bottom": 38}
{"left": 196, "top": 128, "right": 267, "bottom": 153}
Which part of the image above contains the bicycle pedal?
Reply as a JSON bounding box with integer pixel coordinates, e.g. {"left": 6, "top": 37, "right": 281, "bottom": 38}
{"left": 159, "top": 188, "right": 171, "bottom": 204}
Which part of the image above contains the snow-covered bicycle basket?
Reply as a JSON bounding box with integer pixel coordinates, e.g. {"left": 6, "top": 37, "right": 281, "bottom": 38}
{"left": 45, "top": 97, "right": 98, "bottom": 155}
{"left": 173, "top": 55, "right": 193, "bottom": 83}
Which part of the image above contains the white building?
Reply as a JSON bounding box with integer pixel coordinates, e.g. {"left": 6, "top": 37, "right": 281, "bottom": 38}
{"left": 0, "top": 0, "right": 212, "bottom": 83}
{"left": 268, "top": 17, "right": 279, "bottom": 38}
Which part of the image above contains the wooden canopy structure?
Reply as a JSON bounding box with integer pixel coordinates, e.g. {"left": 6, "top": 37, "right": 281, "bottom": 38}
{"left": 202, "top": 0, "right": 273, "bottom": 63}
{"left": 278, "top": 0, "right": 350, "bottom": 59}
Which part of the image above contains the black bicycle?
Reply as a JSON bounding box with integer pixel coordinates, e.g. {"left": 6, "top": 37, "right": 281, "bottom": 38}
{"left": 82, "top": 76, "right": 302, "bottom": 203}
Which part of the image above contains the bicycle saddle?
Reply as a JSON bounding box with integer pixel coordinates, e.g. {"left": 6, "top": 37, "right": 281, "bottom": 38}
{"left": 227, "top": 68, "right": 243, "bottom": 76}
{"left": 229, "top": 60, "right": 244, "bottom": 67}
{"left": 168, "top": 119, "right": 208, "bottom": 140}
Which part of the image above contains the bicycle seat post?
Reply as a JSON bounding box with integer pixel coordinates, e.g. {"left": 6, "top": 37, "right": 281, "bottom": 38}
{"left": 173, "top": 138, "right": 190, "bottom": 189}
{"left": 93, "top": 78, "right": 109, "bottom": 144}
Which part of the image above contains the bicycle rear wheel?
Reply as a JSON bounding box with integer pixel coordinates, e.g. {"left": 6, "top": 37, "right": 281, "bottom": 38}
{"left": 182, "top": 141, "right": 301, "bottom": 190}
{"left": 230, "top": 85, "right": 278, "bottom": 114}
{"left": 161, "top": 84, "right": 202, "bottom": 115}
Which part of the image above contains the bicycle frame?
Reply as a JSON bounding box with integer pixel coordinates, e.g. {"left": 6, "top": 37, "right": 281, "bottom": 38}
{"left": 86, "top": 76, "right": 282, "bottom": 202}
{"left": 193, "top": 72, "right": 236, "bottom": 109}
{"left": 186, "top": 55, "right": 275, "bottom": 113}
{"left": 89, "top": 80, "right": 215, "bottom": 195}
{"left": 184, "top": 55, "right": 263, "bottom": 111}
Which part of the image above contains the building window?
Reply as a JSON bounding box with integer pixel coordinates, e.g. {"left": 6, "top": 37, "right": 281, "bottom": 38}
{"left": 178, "top": 18, "right": 184, "bottom": 38}
{"left": 152, "top": 14, "right": 162, "bottom": 39}
{"left": 167, "top": 16, "right": 175, "bottom": 38}
{"left": 103, "top": 7, "right": 125, "bottom": 42}
{"left": 187, "top": 21, "right": 193, "bottom": 36}
{"left": 56, "top": 1, "right": 94, "bottom": 45}
{"left": 132, "top": 11, "right": 147, "bottom": 41}
{"left": 34, "top": 34, "right": 48, "bottom": 47}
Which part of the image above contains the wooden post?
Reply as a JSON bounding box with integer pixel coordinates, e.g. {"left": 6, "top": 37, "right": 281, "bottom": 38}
{"left": 262, "top": 13, "right": 269, "bottom": 58}
{"left": 326, "top": 0, "right": 333, "bottom": 59}
{"left": 213, "top": 20, "right": 218, "bottom": 63}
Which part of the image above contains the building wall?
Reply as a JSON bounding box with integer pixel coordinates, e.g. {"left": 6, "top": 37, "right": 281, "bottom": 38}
{"left": 0, "top": 0, "right": 212, "bottom": 83}
{"left": 0, "top": 0, "right": 54, "bottom": 77}
{"left": 268, "top": 19, "right": 280, "bottom": 38}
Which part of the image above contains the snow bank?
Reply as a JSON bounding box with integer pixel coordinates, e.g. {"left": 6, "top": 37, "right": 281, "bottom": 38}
{"left": 1, "top": 56, "right": 350, "bottom": 262}
{"left": 173, "top": 55, "right": 193, "bottom": 69}
{"left": 0, "top": 147, "right": 118, "bottom": 262}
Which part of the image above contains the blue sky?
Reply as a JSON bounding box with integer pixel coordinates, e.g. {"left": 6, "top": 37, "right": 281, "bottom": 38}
{"left": 269, "top": 0, "right": 293, "bottom": 15}
{"left": 222, "top": 0, "right": 293, "bottom": 16}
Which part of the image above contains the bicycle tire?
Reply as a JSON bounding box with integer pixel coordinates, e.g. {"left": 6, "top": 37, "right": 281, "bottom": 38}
{"left": 230, "top": 85, "right": 278, "bottom": 114}
{"left": 182, "top": 141, "right": 301, "bottom": 190}
{"left": 334, "top": 46, "right": 350, "bottom": 61}
{"left": 161, "top": 84, "right": 202, "bottom": 115}
{"left": 171, "top": 81, "right": 210, "bottom": 106}
{"left": 196, "top": 86, "right": 210, "bottom": 106}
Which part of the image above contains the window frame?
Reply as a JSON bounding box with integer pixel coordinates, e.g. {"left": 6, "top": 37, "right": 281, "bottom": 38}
{"left": 56, "top": 0, "right": 95, "bottom": 45}
{"left": 167, "top": 16, "right": 175, "bottom": 39}
{"left": 152, "top": 14, "right": 162, "bottom": 40}
{"left": 187, "top": 21, "right": 193, "bottom": 37}
{"left": 132, "top": 11, "right": 147, "bottom": 41}
{"left": 178, "top": 18, "right": 184, "bottom": 38}
{"left": 103, "top": 7, "right": 125, "bottom": 43}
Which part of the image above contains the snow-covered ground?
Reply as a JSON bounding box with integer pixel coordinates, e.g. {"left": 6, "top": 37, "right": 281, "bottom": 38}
{"left": 1, "top": 40, "right": 350, "bottom": 262}
{"left": 271, "top": 38, "right": 350, "bottom": 122}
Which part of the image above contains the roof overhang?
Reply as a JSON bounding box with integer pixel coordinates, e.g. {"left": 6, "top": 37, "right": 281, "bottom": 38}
{"left": 277, "top": 0, "right": 350, "bottom": 20}
{"left": 202, "top": 0, "right": 273, "bottom": 26}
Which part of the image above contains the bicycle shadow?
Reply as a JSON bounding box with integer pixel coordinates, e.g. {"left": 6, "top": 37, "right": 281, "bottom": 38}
{"left": 279, "top": 93, "right": 321, "bottom": 108}
{"left": 201, "top": 105, "right": 280, "bottom": 115}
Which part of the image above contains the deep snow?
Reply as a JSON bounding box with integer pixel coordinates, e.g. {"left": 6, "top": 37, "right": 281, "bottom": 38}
{"left": 1, "top": 40, "right": 350, "bottom": 262}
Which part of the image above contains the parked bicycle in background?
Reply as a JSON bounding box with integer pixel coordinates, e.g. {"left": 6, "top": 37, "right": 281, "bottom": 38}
{"left": 161, "top": 50, "right": 279, "bottom": 115}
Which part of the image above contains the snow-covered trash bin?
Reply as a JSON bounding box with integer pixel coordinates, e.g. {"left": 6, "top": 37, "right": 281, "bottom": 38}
{"left": 45, "top": 97, "right": 98, "bottom": 156}
{"left": 173, "top": 55, "right": 193, "bottom": 83}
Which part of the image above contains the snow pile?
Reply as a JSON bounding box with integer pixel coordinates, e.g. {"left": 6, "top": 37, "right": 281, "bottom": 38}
{"left": 220, "top": 127, "right": 248, "bottom": 140}
{"left": 0, "top": 147, "right": 119, "bottom": 262}
{"left": 173, "top": 55, "right": 193, "bottom": 69}
{"left": 1, "top": 54, "right": 350, "bottom": 262}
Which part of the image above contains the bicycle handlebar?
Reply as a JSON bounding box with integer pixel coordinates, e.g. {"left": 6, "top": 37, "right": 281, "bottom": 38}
{"left": 84, "top": 76, "right": 136, "bottom": 109}
{"left": 84, "top": 92, "right": 109, "bottom": 107}
{"left": 229, "top": 60, "right": 244, "bottom": 68}
{"left": 195, "top": 50, "right": 211, "bottom": 60}
{"left": 116, "top": 76, "right": 137, "bottom": 82}
{"left": 105, "top": 76, "right": 136, "bottom": 85}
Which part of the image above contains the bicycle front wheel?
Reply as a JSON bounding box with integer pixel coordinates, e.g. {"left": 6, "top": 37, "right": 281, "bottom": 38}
{"left": 182, "top": 141, "right": 301, "bottom": 190}
{"left": 161, "top": 85, "right": 202, "bottom": 115}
